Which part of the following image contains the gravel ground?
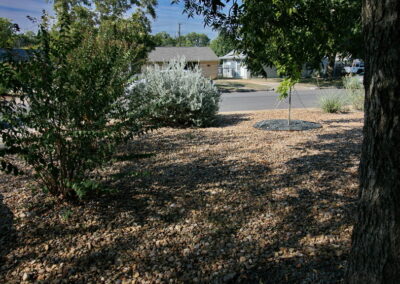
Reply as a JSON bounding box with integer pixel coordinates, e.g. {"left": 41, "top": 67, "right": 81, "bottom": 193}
{"left": 0, "top": 109, "right": 364, "bottom": 283}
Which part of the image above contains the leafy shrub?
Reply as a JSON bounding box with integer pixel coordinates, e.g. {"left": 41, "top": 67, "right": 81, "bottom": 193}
{"left": 343, "top": 75, "right": 365, "bottom": 111}
{"left": 128, "top": 58, "right": 220, "bottom": 127}
{"left": 319, "top": 92, "right": 347, "bottom": 113}
{"left": 0, "top": 10, "right": 153, "bottom": 200}
{"left": 0, "top": 84, "right": 8, "bottom": 95}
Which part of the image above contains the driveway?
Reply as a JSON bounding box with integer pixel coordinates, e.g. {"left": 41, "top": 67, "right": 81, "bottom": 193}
{"left": 219, "top": 89, "right": 346, "bottom": 112}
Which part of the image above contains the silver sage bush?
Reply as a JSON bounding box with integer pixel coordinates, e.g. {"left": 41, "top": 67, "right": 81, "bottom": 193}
{"left": 128, "top": 58, "right": 220, "bottom": 127}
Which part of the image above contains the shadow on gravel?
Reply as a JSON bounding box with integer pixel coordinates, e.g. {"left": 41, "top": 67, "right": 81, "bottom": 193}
{"left": 321, "top": 118, "right": 364, "bottom": 125}
{"left": 232, "top": 127, "right": 362, "bottom": 283}
{"left": 219, "top": 88, "right": 259, "bottom": 93}
{"left": 0, "top": 117, "right": 363, "bottom": 283}
{"left": 215, "top": 113, "right": 251, "bottom": 127}
{"left": 84, "top": 124, "right": 362, "bottom": 283}
{"left": 0, "top": 193, "right": 15, "bottom": 270}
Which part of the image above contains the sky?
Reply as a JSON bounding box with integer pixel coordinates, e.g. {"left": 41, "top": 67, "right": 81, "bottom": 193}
{"left": 0, "top": 0, "right": 218, "bottom": 39}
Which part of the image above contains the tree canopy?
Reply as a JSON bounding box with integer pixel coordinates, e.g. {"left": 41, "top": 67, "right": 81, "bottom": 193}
{"left": 175, "top": 0, "right": 362, "bottom": 80}
{"left": 209, "top": 32, "right": 235, "bottom": 56}
{"left": 152, "top": 31, "right": 210, "bottom": 47}
{"left": 181, "top": 32, "right": 210, "bottom": 46}
{"left": 0, "top": 18, "right": 20, "bottom": 48}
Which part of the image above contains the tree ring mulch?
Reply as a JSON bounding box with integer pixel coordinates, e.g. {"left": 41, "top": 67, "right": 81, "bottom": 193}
{"left": 254, "top": 119, "right": 322, "bottom": 131}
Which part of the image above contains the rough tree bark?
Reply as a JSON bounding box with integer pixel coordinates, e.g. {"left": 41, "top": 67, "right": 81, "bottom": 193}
{"left": 346, "top": 1, "right": 400, "bottom": 283}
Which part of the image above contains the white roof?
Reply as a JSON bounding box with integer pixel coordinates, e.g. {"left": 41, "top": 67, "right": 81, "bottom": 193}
{"left": 219, "top": 50, "right": 246, "bottom": 60}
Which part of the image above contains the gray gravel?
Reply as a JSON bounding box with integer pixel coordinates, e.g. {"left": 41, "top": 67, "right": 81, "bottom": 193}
{"left": 254, "top": 119, "right": 322, "bottom": 131}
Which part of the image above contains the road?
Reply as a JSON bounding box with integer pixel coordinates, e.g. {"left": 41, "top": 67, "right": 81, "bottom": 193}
{"left": 219, "top": 89, "right": 346, "bottom": 112}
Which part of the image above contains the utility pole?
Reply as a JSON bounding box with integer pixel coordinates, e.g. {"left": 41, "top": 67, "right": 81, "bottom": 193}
{"left": 178, "top": 23, "right": 182, "bottom": 46}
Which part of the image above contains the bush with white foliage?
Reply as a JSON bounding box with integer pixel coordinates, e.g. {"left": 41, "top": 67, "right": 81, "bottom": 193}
{"left": 128, "top": 58, "right": 220, "bottom": 127}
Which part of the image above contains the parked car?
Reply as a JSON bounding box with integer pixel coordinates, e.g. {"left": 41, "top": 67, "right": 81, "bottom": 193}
{"left": 344, "top": 60, "right": 365, "bottom": 74}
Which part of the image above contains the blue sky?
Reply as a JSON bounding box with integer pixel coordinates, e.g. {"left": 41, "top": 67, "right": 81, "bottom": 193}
{"left": 0, "top": 0, "right": 218, "bottom": 39}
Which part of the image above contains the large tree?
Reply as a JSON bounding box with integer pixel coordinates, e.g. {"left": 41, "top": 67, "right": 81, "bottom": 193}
{"left": 152, "top": 31, "right": 210, "bottom": 47}
{"left": 176, "top": 0, "right": 362, "bottom": 77}
{"left": 346, "top": 0, "right": 400, "bottom": 282}
{"left": 209, "top": 32, "right": 235, "bottom": 56}
{"left": 176, "top": 0, "right": 363, "bottom": 126}
{"left": 176, "top": 0, "right": 400, "bottom": 282}
{"left": 153, "top": 31, "right": 177, "bottom": 46}
{"left": 181, "top": 31, "right": 210, "bottom": 46}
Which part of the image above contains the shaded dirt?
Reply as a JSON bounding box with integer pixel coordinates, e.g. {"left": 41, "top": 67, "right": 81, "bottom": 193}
{"left": 0, "top": 109, "right": 364, "bottom": 283}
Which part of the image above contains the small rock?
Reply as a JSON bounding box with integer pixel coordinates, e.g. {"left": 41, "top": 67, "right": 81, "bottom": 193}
{"left": 22, "top": 272, "right": 30, "bottom": 281}
{"left": 223, "top": 273, "right": 236, "bottom": 282}
{"left": 336, "top": 250, "right": 343, "bottom": 257}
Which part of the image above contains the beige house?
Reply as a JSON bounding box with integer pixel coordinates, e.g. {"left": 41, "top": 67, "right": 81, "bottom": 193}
{"left": 147, "top": 47, "right": 219, "bottom": 79}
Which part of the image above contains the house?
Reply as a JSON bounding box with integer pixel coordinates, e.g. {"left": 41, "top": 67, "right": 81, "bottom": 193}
{"left": 147, "top": 47, "right": 219, "bottom": 79}
{"left": 219, "top": 51, "right": 250, "bottom": 79}
{"left": 220, "top": 50, "right": 316, "bottom": 79}
{"left": 219, "top": 51, "right": 280, "bottom": 79}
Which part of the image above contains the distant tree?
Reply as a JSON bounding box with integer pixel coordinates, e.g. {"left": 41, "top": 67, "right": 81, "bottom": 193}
{"left": 181, "top": 32, "right": 210, "bottom": 47}
{"left": 14, "top": 31, "right": 40, "bottom": 49}
{"left": 152, "top": 31, "right": 177, "bottom": 46}
{"left": 153, "top": 31, "right": 210, "bottom": 47}
{"left": 0, "top": 18, "right": 19, "bottom": 48}
{"left": 209, "top": 32, "right": 234, "bottom": 56}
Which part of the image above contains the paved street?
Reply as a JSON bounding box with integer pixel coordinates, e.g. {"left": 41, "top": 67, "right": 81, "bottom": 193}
{"left": 219, "top": 89, "right": 346, "bottom": 112}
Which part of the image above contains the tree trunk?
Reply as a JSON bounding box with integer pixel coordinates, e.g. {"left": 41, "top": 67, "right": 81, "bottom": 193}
{"left": 346, "top": 1, "right": 400, "bottom": 283}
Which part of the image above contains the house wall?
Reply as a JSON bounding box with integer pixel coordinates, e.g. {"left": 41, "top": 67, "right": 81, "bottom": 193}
{"left": 199, "top": 61, "right": 219, "bottom": 79}
{"left": 145, "top": 61, "right": 219, "bottom": 79}
{"left": 222, "top": 59, "right": 250, "bottom": 79}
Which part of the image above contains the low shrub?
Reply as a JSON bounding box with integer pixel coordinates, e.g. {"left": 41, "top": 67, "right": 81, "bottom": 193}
{"left": 343, "top": 75, "right": 365, "bottom": 111}
{"left": 128, "top": 58, "right": 220, "bottom": 127}
{"left": 319, "top": 92, "right": 347, "bottom": 113}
